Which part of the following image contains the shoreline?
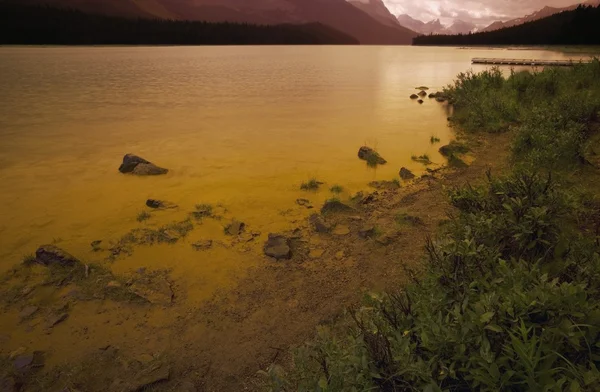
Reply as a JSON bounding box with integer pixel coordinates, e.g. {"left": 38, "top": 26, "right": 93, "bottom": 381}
{"left": 0, "top": 128, "right": 511, "bottom": 390}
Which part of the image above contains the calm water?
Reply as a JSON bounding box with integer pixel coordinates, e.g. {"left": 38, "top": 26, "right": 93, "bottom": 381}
{"left": 0, "top": 46, "right": 584, "bottom": 291}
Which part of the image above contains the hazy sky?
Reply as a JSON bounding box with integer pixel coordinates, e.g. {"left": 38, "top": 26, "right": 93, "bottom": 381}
{"left": 384, "top": 0, "right": 587, "bottom": 25}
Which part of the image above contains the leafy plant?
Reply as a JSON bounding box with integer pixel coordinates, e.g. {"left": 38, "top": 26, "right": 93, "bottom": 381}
{"left": 301, "top": 178, "right": 322, "bottom": 191}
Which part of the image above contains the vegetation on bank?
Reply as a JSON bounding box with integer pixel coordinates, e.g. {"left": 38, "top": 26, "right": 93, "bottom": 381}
{"left": 271, "top": 61, "right": 600, "bottom": 390}
{"left": 413, "top": 5, "right": 600, "bottom": 46}
{"left": 0, "top": 4, "right": 358, "bottom": 46}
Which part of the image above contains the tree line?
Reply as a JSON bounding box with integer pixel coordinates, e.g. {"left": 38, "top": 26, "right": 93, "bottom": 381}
{"left": 413, "top": 5, "right": 600, "bottom": 46}
{"left": 0, "top": 4, "right": 358, "bottom": 45}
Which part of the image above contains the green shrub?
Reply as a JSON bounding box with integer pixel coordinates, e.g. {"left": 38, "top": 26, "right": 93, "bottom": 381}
{"left": 330, "top": 185, "right": 344, "bottom": 194}
{"left": 301, "top": 178, "right": 322, "bottom": 191}
{"left": 283, "top": 172, "right": 600, "bottom": 391}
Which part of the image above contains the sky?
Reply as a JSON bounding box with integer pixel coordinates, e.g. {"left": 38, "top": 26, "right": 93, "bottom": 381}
{"left": 383, "top": 0, "right": 589, "bottom": 26}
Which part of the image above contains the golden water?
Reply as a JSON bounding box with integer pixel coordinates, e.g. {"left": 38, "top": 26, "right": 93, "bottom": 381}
{"left": 0, "top": 46, "right": 583, "bottom": 301}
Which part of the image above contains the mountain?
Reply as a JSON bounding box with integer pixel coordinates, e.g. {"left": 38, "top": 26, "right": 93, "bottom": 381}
{"left": 481, "top": 0, "right": 600, "bottom": 32}
{"left": 0, "top": 3, "right": 360, "bottom": 45}
{"left": 347, "top": 0, "right": 399, "bottom": 27}
{"left": 422, "top": 19, "right": 445, "bottom": 34}
{"left": 445, "top": 19, "right": 477, "bottom": 35}
{"left": 413, "top": 4, "right": 600, "bottom": 46}
{"left": 9, "top": 0, "right": 416, "bottom": 44}
{"left": 396, "top": 14, "right": 426, "bottom": 32}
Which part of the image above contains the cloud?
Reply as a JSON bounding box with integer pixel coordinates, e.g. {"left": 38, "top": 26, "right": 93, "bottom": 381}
{"left": 384, "top": 0, "right": 586, "bottom": 26}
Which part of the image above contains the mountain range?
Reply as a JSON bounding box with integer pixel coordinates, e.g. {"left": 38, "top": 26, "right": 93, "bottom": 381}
{"left": 396, "top": 14, "right": 476, "bottom": 35}
{"left": 11, "top": 0, "right": 416, "bottom": 44}
{"left": 481, "top": 0, "right": 600, "bottom": 32}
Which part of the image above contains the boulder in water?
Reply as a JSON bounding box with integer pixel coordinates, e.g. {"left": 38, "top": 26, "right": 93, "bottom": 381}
{"left": 399, "top": 167, "right": 415, "bottom": 180}
{"left": 119, "top": 154, "right": 168, "bottom": 176}
{"left": 35, "top": 245, "right": 80, "bottom": 267}
{"left": 358, "top": 146, "right": 386, "bottom": 165}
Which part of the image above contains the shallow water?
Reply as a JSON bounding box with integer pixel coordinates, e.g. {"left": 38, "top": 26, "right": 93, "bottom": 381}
{"left": 0, "top": 45, "right": 586, "bottom": 298}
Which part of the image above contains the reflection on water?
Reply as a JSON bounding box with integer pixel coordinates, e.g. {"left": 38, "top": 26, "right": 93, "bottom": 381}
{"left": 0, "top": 46, "right": 583, "bottom": 296}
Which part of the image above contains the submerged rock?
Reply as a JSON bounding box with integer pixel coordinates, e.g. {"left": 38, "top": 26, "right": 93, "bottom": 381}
{"left": 358, "top": 146, "right": 387, "bottom": 165}
{"left": 417, "top": 99, "right": 424, "bottom": 104}
{"left": 146, "top": 199, "right": 177, "bottom": 209}
{"left": 418, "top": 90, "right": 427, "bottom": 97}
{"left": 225, "top": 220, "right": 245, "bottom": 236}
{"left": 191, "top": 240, "right": 213, "bottom": 251}
{"left": 409, "top": 94, "right": 419, "bottom": 99}
{"left": 118, "top": 154, "right": 168, "bottom": 176}
{"left": 435, "top": 96, "right": 447, "bottom": 103}
{"left": 399, "top": 167, "right": 415, "bottom": 180}
{"left": 263, "top": 234, "right": 291, "bottom": 260}
{"left": 321, "top": 200, "right": 356, "bottom": 215}
{"left": 296, "top": 199, "right": 314, "bottom": 209}
{"left": 35, "top": 245, "right": 80, "bottom": 267}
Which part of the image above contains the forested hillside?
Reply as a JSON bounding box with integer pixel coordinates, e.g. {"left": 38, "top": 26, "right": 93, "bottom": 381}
{"left": 0, "top": 4, "right": 359, "bottom": 45}
{"left": 413, "top": 5, "right": 600, "bottom": 46}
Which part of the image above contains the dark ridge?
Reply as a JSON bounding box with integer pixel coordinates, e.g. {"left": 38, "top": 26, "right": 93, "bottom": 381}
{"left": 413, "top": 5, "right": 600, "bottom": 46}
{"left": 0, "top": 4, "right": 359, "bottom": 45}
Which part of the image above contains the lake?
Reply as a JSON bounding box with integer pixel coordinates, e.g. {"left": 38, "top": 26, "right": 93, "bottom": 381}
{"left": 0, "top": 45, "right": 586, "bottom": 298}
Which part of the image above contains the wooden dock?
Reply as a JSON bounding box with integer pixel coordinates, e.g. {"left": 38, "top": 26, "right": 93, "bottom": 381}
{"left": 471, "top": 58, "right": 591, "bottom": 66}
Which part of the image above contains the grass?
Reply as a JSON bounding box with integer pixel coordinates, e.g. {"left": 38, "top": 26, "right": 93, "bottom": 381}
{"left": 430, "top": 135, "right": 441, "bottom": 144}
{"left": 191, "top": 203, "right": 213, "bottom": 219}
{"left": 136, "top": 211, "right": 151, "bottom": 222}
{"left": 329, "top": 185, "right": 344, "bottom": 194}
{"left": 22, "top": 253, "right": 36, "bottom": 265}
{"left": 300, "top": 178, "right": 321, "bottom": 191}
{"left": 395, "top": 213, "right": 425, "bottom": 226}
{"left": 278, "top": 59, "right": 600, "bottom": 392}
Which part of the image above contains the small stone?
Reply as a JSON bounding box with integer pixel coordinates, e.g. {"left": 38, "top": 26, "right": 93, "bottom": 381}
{"left": 335, "top": 251, "right": 345, "bottom": 260}
{"left": 35, "top": 245, "right": 80, "bottom": 267}
{"left": 410, "top": 94, "right": 419, "bottom": 99}
{"left": 47, "top": 313, "right": 69, "bottom": 328}
{"left": 136, "top": 353, "right": 154, "bottom": 364}
{"left": 296, "top": 199, "right": 314, "bottom": 209}
{"left": 106, "top": 281, "right": 122, "bottom": 289}
{"left": 225, "top": 220, "right": 245, "bottom": 236}
{"left": 19, "top": 306, "right": 39, "bottom": 320}
{"left": 130, "top": 277, "right": 173, "bottom": 306}
{"left": 418, "top": 90, "right": 427, "bottom": 97}
{"left": 359, "top": 226, "right": 376, "bottom": 238}
{"left": 146, "top": 199, "right": 177, "bottom": 209}
{"left": 333, "top": 225, "right": 350, "bottom": 236}
{"left": 399, "top": 167, "right": 415, "bottom": 180}
{"left": 309, "top": 214, "right": 331, "bottom": 233}
{"left": 91, "top": 240, "right": 102, "bottom": 249}
{"left": 9, "top": 347, "right": 27, "bottom": 360}
{"left": 309, "top": 249, "right": 325, "bottom": 259}
{"left": 13, "top": 354, "right": 34, "bottom": 371}
{"left": 321, "top": 200, "right": 355, "bottom": 215}
{"left": 128, "top": 362, "right": 170, "bottom": 391}
{"left": 179, "top": 380, "right": 197, "bottom": 392}
{"left": 191, "top": 240, "right": 213, "bottom": 251}
{"left": 417, "top": 99, "right": 424, "bottom": 104}
{"left": 361, "top": 193, "right": 377, "bottom": 205}
{"left": 263, "top": 234, "right": 291, "bottom": 260}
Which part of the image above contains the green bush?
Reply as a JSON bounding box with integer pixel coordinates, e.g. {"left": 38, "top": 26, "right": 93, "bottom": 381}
{"left": 445, "top": 59, "right": 600, "bottom": 169}
{"left": 282, "top": 172, "right": 600, "bottom": 391}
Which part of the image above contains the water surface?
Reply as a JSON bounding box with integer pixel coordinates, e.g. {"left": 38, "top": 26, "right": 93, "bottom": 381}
{"left": 0, "top": 45, "right": 585, "bottom": 296}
